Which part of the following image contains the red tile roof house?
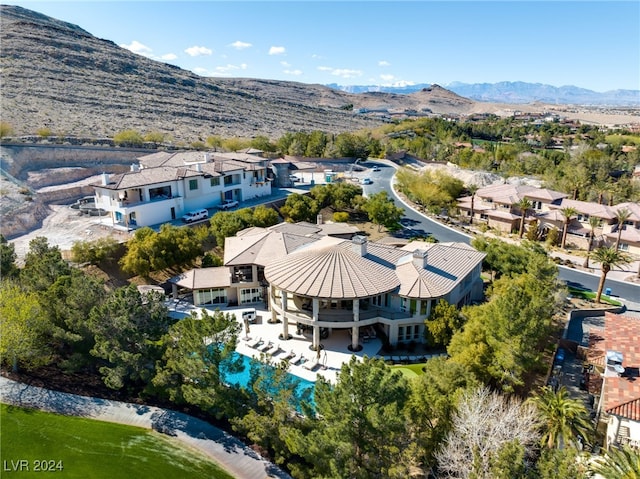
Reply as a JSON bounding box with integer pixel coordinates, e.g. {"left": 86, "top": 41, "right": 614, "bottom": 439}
{"left": 589, "top": 312, "right": 640, "bottom": 450}
{"left": 457, "top": 183, "right": 567, "bottom": 234}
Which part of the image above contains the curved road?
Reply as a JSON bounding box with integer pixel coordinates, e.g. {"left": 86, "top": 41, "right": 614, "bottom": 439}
{"left": 362, "top": 161, "right": 640, "bottom": 303}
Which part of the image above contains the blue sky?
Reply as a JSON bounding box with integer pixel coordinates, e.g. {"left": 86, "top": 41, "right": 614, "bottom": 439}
{"left": 7, "top": 1, "right": 640, "bottom": 92}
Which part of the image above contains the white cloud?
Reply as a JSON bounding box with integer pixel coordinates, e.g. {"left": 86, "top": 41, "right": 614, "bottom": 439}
{"left": 378, "top": 60, "right": 391, "bottom": 67}
{"left": 269, "top": 46, "right": 286, "bottom": 55}
{"left": 378, "top": 75, "right": 416, "bottom": 87}
{"left": 283, "top": 69, "right": 303, "bottom": 76}
{"left": 317, "top": 66, "right": 362, "bottom": 79}
{"left": 280, "top": 61, "right": 291, "bottom": 67}
{"left": 185, "top": 45, "right": 213, "bottom": 57}
{"left": 192, "top": 67, "right": 210, "bottom": 75}
{"left": 120, "top": 40, "right": 153, "bottom": 56}
{"left": 209, "top": 63, "right": 249, "bottom": 76}
{"left": 160, "top": 53, "right": 178, "bottom": 61}
{"left": 230, "top": 40, "right": 252, "bottom": 50}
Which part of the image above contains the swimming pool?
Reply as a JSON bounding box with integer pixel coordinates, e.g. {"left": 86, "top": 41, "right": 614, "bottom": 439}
{"left": 221, "top": 352, "right": 316, "bottom": 409}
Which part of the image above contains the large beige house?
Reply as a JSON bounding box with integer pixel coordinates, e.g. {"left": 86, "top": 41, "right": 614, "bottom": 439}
{"left": 169, "top": 223, "right": 486, "bottom": 350}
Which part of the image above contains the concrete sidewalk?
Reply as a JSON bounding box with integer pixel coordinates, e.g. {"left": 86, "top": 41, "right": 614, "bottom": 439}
{"left": 0, "top": 376, "right": 291, "bottom": 479}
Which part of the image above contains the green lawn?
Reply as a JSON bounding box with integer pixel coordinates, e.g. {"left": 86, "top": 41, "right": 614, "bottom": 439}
{"left": 568, "top": 287, "right": 622, "bottom": 306}
{"left": 391, "top": 362, "right": 427, "bottom": 379}
{"left": 0, "top": 404, "right": 233, "bottom": 479}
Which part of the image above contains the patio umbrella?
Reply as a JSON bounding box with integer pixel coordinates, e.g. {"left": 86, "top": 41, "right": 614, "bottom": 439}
{"left": 244, "top": 316, "right": 250, "bottom": 339}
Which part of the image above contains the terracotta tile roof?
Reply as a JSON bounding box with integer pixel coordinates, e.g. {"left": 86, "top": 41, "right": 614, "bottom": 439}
{"left": 601, "top": 312, "right": 640, "bottom": 421}
{"left": 607, "top": 398, "right": 640, "bottom": 422}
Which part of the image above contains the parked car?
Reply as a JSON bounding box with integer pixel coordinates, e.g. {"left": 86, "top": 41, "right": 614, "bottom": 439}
{"left": 181, "top": 209, "right": 209, "bottom": 223}
{"left": 361, "top": 178, "right": 373, "bottom": 185}
{"left": 555, "top": 347, "right": 566, "bottom": 363}
{"left": 217, "top": 199, "right": 239, "bottom": 210}
{"left": 371, "top": 165, "right": 380, "bottom": 172}
{"left": 289, "top": 175, "right": 300, "bottom": 182}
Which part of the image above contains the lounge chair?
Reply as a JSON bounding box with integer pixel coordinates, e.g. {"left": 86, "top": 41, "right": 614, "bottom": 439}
{"left": 257, "top": 341, "right": 273, "bottom": 352}
{"left": 302, "top": 358, "right": 319, "bottom": 371}
{"left": 280, "top": 350, "right": 296, "bottom": 360}
{"left": 246, "top": 337, "right": 263, "bottom": 349}
{"left": 292, "top": 354, "right": 305, "bottom": 366}
{"left": 265, "top": 343, "right": 282, "bottom": 356}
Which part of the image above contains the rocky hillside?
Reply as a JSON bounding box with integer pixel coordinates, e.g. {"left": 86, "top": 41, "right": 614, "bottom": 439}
{"left": 0, "top": 5, "right": 476, "bottom": 143}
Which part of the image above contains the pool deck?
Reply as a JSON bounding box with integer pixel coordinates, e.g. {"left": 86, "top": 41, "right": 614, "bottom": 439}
{"left": 171, "top": 302, "right": 388, "bottom": 383}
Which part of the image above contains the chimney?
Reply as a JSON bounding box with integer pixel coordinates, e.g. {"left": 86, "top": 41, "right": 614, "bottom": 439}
{"left": 317, "top": 213, "right": 323, "bottom": 225}
{"left": 203, "top": 152, "right": 211, "bottom": 163}
{"left": 352, "top": 235, "right": 367, "bottom": 256}
{"left": 130, "top": 163, "right": 139, "bottom": 172}
{"left": 413, "top": 249, "right": 428, "bottom": 268}
{"left": 195, "top": 163, "right": 202, "bottom": 172}
{"left": 101, "top": 172, "right": 110, "bottom": 186}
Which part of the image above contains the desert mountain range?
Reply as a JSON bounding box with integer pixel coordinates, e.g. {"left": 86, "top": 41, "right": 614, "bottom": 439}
{"left": 1, "top": 4, "right": 639, "bottom": 144}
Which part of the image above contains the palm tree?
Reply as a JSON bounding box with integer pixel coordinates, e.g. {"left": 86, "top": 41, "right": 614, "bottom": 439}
{"left": 467, "top": 183, "right": 478, "bottom": 225}
{"left": 516, "top": 197, "right": 533, "bottom": 238}
{"left": 527, "top": 386, "right": 592, "bottom": 450}
{"left": 590, "top": 445, "right": 640, "bottom": 479}
{"left": 591, "top": 246, "right": 632, "bottom": 303}
{"left": 560, "top": 207, "right": 579, "bottom": 250}
{"left": 583, "top": 216, "right": 601, "bottom": 268}
{"left": 614, "top": 208, "right": 632, "bottom": 251}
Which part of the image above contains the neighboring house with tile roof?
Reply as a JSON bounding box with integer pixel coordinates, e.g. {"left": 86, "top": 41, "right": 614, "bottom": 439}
{"left": 589, "top": 312, "right": 640, "bottom": 450}
{"left": 169, "top": 224, "right": 486, "bottom": 350}
{"left": 93, "top": 151, "right": 271, "bottom": 229}
{"left": 604, "top": 203, "right": 640, "bottom": 256}
{"left": 457, "top": 183, "right": 567, "bottom": 233}
{"left": 457, "top": 184, "right": 640, "bottom": 253}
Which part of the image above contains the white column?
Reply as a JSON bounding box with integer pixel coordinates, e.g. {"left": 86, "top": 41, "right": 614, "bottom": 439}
{"left": 270, "top": 285, "right": 278, "bottom": 323}
{"left": 414, "top": 299, "right": 422, "bottom": 318}
{"left": 312, "top": 298, "right": 320, "bottom": 350}
{"left": 351, "top": 300, "right": 360, "bottom": 350}
{"left": 388, "top": 325, "right": 398, "bottom": 346}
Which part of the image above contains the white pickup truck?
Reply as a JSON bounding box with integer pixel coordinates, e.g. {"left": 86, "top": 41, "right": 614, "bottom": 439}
{"left": 217, "top": 199, "right": 239, "bottom": 210}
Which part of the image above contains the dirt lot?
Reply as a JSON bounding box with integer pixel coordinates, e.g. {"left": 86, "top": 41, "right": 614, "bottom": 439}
{"left": 9, "top": 204, "right": 130, "bottom": 262}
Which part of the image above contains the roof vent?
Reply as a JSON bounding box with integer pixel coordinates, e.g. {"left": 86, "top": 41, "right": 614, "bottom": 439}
{"left": 606, "top": 350, "right": 625, "bottom": 376}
